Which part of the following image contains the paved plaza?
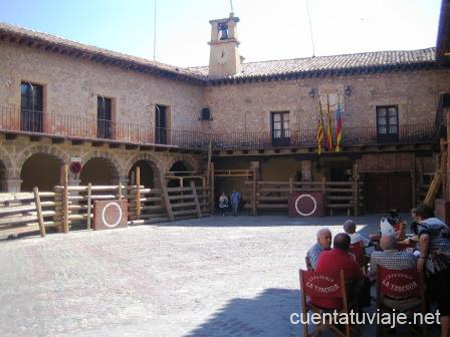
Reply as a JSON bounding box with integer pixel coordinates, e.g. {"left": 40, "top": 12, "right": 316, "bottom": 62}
{"left": 0, "top": 215, "right": 385, "bottom": 337}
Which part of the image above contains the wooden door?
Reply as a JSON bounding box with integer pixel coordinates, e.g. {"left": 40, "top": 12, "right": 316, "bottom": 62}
{"left": 365, "top": 173, "right": 411, "bottom": 213}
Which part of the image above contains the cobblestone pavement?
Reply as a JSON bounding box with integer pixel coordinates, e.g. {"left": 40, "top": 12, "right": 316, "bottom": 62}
{"left": 0, "top": 214, "right": 389, "bottom": 337}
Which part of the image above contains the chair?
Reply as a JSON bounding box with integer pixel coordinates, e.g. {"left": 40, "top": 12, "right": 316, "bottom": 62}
{"left": 376, "top": 267, "right": 428, "bottom": 337}
{"left": 299, "top": 269, "right": 358, "bottom": 337}
{"left": 349, "top": 241, "right": 369, "bottom": 273}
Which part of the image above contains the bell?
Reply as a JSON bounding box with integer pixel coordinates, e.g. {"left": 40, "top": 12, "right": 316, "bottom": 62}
{"left": 220, "top": 29, "right": 228, "bottom": 40}
{"left": 219, "top": 24, "right": 228, "bottom": 40}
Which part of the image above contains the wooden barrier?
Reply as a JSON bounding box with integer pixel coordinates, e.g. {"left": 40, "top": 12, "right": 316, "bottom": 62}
{"left": 244, "top": 179, "right": 364, "bottom": 216}
{"left": 0, "top": 189, "right": 58, "bottom": 238}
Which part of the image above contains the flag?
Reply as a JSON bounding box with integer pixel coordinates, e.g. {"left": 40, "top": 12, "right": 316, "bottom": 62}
{"left": 317, "top": 99, "right": 325, "bottom": 154}
{"left": 335, "top": 97, "right": 342, "bottom": 152}
{"left": 325, "top": 95, "right": 333, "bottom": 150}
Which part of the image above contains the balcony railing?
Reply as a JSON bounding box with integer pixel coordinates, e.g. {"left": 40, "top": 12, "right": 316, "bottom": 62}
{"left": 0, "top": 105, "right": 438, "bottom": 151}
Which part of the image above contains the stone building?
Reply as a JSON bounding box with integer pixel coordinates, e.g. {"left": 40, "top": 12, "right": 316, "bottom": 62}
{"left": 0, "top": 1, "right": 449, "bottom": 213}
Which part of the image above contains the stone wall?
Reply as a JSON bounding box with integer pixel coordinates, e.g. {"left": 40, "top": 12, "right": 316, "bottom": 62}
{"left": 202, "top": 70, "right": 450, "bottom": 133}
{"left": 0, "top": 42, "right": 204, "bottom": 134}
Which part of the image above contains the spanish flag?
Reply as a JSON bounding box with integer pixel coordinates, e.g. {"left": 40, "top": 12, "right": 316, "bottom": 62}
{"left": 336, "top": 97, "right": 343, "bottom": 152}
{"left": 317, "top": 100, "right": 325, "bottom": 154}
{"left": 326, "top": 95, "right": 333, "bottom": 150}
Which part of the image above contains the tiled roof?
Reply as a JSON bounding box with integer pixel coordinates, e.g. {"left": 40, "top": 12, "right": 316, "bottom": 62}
{"left": 189, "top": 48, "right": 437, "bottom": 80}
{"left": 0, "top": 22, "right": 438, "bottom": 83}
{"left": 0, "top": 22, "right": 205, "bottom": 81}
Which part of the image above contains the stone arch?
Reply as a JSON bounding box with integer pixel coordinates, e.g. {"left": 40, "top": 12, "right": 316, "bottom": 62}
{"left": 80, "top": 151, "right": 122, "bottom": 185}
{"left": 15, "top": 144, "right": 70, "bottom": 178}
{"left": 124, "top": 153, "right": 162, "bottom": 187}
{"left": 165, "top": 155, "right": 199, "bottom": 174}
{"left": 21, "top": 153, "right": 65, "bottom": 191}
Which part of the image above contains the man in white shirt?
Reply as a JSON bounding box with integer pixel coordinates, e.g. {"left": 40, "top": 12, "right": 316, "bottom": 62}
{"left": 343, "top": 220, "right": 370, "bottom": 247}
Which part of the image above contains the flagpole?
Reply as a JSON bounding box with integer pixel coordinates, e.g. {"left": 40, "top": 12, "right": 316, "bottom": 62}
{"left": 336, "top": 94, "right": 342, "bottom": 152}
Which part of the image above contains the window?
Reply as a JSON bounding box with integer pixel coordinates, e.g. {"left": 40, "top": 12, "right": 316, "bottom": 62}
{"left": 20, "top": 82, "right": 43, "bottom": 132}
{"left": 271, "top": 111, "right": 290, "bottom": 146}
{"left": 155, "top": 105, "right": 167, "bottom": 144}
{"left": 97, "top": 96, "right": 112, "bottom": 139}
{"left": 376, "top": 106, "right": 398, "bottom": 143}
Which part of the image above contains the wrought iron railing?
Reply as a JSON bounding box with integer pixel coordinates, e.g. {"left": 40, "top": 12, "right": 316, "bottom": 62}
{"left": 0, "top": 105, "right": 438, "bottom": 151}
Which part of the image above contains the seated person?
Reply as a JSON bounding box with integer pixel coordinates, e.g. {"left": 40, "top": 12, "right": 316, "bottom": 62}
{"left": 368, "top": 235, "right": 417, "bottom": 282}
{"left": 306, "top": 228, "right": 332, "bottom": 270}
{"left": 387, "top": 209, "right": 406, "bottom": 240}
{"left": 343, "top": 220, "right": 371, "bottom": 248}
{"left": 312, "top": 233, "right": 367, "bottom": 309}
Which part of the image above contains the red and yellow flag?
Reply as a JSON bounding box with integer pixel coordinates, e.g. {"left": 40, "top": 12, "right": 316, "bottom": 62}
{"left": 317, "top": 100, "right": 324, "bottom": 154}
{"left": 325, "top": 95, "right": 333, "bottom": 151}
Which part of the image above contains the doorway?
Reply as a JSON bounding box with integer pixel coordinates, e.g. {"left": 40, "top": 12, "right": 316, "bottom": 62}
{"left": 365, "top": 172, "right": 412, "bottom": 213}
{"left": 155, "top": 105, "right": 167, "bottom": 144}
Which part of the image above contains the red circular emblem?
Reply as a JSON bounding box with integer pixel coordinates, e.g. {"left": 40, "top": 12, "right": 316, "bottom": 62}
{"left": 70, "top": 162, "right": 82, "bottom": 174}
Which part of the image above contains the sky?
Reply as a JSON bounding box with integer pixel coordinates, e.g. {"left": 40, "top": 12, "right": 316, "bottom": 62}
{"left": 0, "top": 0, "right": 442, "bottom": 68}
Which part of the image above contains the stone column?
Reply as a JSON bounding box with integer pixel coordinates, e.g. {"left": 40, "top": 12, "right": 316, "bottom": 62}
{"left": 68, "top": 177, "right": 81, "bottom": 186}
{"left": 5, "top": 178, "right": 22, "bottom": 192}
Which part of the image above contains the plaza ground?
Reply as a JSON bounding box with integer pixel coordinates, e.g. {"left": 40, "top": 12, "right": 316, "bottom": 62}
{"left": 0, "top": 214, "right": 389, "bottom": 337}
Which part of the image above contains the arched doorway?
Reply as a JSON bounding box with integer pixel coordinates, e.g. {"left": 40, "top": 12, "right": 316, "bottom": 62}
{"left": 80, "top": 158, "right": 118, "bottom": 185}
{"left": 128, "top": 160, "right": 155, "bottom": 188}
{"left": 21, "top": 153, "right": 63, "bottom": 191}
{"left": 0, "top": 160, "right": 6, "bottom": 192}
{"left": 168, "top": 161, "right": 190, "bottom": 187}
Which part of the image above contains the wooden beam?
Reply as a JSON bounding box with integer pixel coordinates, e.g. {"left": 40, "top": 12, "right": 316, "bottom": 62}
{"left": 206, "top": 140, "right": 212, "bottom": 186}
{"left": 252, "top": 167, "right": 257, "bottom": 216}
{"left": 61, "top": 164, "right": 69, "bottom": 233}
{"left": 210, "top": 163, "right": 215, "bottom": 215}
{"left": 33, "top": 187, "right": 46, "bottom": 238}
{"left": 160, "top": 175, "right": 174, "bottom": 221}
{"left": 353, "top": 164, "right": 359, "bottom": 216}
{"left": 190, "top": 181, "right": 202, "bottom": 218}
{"left": 87, "top": 183, "right": 92, "bottom": 230}
{"left": 135, "top": 166, "right": 141, "bottom": 220}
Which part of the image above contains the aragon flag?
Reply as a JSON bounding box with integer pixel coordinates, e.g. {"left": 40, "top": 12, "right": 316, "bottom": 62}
{"left": 317, "top": 99, "right": 325, "bottom": 154}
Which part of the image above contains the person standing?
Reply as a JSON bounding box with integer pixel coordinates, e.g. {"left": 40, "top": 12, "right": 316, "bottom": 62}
{"left": 230, "top": 189, "right": 241, "bottom": 216}
{"left": 416, "top": 203, "right": 450, "bottom": 337}
{"left": 218, "top": 191, "right": 229, "bottom": 217}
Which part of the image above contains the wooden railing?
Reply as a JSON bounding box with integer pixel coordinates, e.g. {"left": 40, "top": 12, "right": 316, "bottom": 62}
{"left": 0, "top": 189, "right": 58, "bottom": 238}
{"left": 243, "top": 179, "right": 364, "bottom": 216}
{"left": 0, "top": 105, "right": 437, "bottom": 151}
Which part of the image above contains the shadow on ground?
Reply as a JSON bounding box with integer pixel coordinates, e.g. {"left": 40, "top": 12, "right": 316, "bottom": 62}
{"left": 185, "top": 288, "right": 303, "bottom": 337}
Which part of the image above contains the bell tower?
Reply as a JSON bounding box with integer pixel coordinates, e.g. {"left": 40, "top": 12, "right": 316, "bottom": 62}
{"left": 208, "top": 13, "right": 243, "bottom": 76}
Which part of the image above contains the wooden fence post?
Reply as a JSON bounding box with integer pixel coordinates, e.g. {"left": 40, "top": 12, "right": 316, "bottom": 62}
{"left": 353, "top": 164, "right": 359, "bottom": 217}
{"left": 87, "top": 183, "right": 92, "bottom": 230}
{"left": 62, "top": 164, "right": 69, "bottom": 233}
{"left": 321, "top": 176, "right": 327, "bottom": 215}
{"left": 33, "top": 187, "right": 46, "bottom": 237}
{"left": 190, "top": 181, "right": 202, "bottom": 218}
{"left": 160, "top": 175, "right": 174, "bottom": 221}
{"left": 135, "top": 166, "right": 141, "bottom": 220}
{"left": 252, "top": 167, "right": 258, "bottom": 216}
{"left": 210, "top": 163, "right": 215, "bottom": 215}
